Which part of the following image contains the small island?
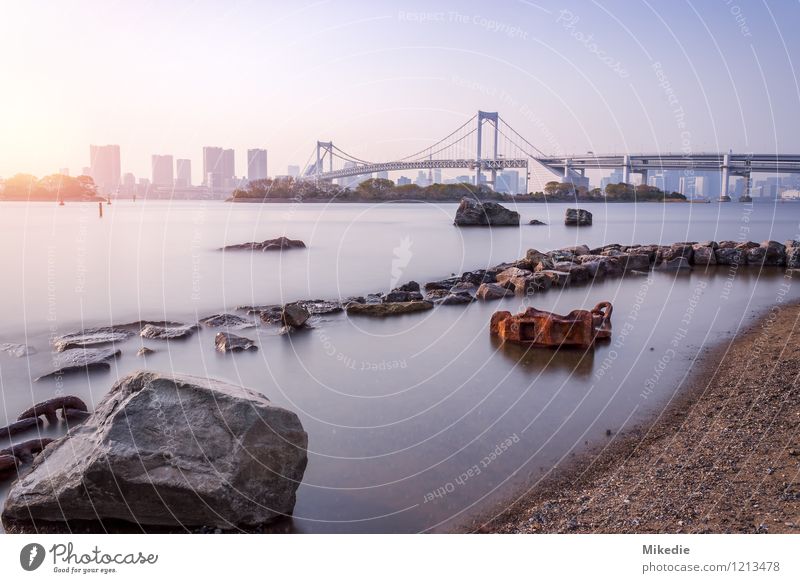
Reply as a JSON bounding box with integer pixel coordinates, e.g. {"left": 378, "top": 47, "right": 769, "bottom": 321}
{"left": 229, "top": 176, "right": 688, "bottom": 204}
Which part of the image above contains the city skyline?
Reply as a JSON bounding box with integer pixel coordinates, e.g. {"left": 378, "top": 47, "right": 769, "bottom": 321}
{"left": 3, "top": 1, "right": 800, "bottom": 182}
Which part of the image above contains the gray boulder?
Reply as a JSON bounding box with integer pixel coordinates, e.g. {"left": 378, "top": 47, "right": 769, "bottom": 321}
{"left": 655, "top": 257, "right": 692, "bottom": 271}
{"left": 140, "top": 323, "right": 198, "bottom": 340}
{"left": 692, "top": 244, "right": 717, "bottom": 265}
{"left": 454, "top": 198, "right": 520, "bottom": 226}
{"left": 53, "top": 327, "right": 133, "bottom": 352}
{"left": 36, "top": 347, "right": 120, "bottom": 380}
{"left": 2, "top": 371, "right": 308, "bottom": 529}
{"left": 200, "top": 313, "right": 255, "bottom": 329}
{"left": 215, "top": 332, "right": 257, "bottom": 352}
{"left": 564, "top": 208, "right": 592, "bottom": 226}
{"left": 281, "top": 303, "right": 310, "bottom": 328}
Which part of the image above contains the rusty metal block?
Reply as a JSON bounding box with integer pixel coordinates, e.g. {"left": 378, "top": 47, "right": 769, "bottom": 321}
{"left": 490, "top": 302, "right": 612, "bottom": 349}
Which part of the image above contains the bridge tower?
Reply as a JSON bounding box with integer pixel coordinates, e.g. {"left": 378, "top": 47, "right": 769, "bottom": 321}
{"left": 476, "top": 111, "right": 500, "bottom": 187}
{"left": 315, "top": 141, "right": 334, "bottom": 182}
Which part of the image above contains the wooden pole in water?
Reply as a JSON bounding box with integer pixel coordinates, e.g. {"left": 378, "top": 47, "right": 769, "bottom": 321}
{"left": 99, "top": 201, "right": 103, "bottom": 218}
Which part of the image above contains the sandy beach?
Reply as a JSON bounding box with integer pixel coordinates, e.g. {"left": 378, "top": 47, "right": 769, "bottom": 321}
{"left": 476, "top": 300, "right": 800, "bottom": 534}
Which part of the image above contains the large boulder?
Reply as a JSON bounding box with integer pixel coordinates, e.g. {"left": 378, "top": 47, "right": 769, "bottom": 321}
{"left": 2, "top": 371, "right": 308, "bottom": 529}
{"left": 692, "top": 244, "right": 717, "bottom": 266}
{"left": 715, "top": 247, "right": 747, "bottom": 266}
{"left": 281, "top": 303, "right": 310, "bottom": 328}
{"left": 222, "top": 236, "right": 306, "bottom": 251}
{"left": 453, "top": 198, "right": 520, "bottom": 226}
{"left": 564, "top": 208, "right": 592, "bottom": 226}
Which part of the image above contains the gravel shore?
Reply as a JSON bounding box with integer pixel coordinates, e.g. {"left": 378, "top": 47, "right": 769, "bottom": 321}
{"left": 473, "top": 301, "right": 800, "bottom": 534}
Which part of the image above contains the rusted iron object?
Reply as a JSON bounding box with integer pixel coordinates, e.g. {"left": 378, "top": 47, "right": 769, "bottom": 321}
{"left": 17, "top": 395, "right": 88, "bottom": 424}
{"left": 0, "top": 438, "right": 54, "bottom": 464}
{"left": 490, "top": 301, "right": 613, "bottom": 349}
{"left": 0, "top": 417, "right": 43, "bottom": 440}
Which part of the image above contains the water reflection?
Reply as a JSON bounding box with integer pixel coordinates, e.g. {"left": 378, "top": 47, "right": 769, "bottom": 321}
{"left": 490, "top": 335, "right": 597, "bottom": 378}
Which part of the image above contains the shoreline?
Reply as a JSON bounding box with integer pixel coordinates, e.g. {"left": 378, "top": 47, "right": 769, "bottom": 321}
{"left": 465, "top": 300, "right": 800, "bottom": 534}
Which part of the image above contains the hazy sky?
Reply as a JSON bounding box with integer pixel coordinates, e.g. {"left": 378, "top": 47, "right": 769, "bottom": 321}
{"left": 2, "top": 0, "right": 800, "bottom": 182}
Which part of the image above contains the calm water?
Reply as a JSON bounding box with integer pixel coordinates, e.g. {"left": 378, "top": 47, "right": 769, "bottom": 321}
{"left": 0, "top": 200, "right": 798, "bottom": 532}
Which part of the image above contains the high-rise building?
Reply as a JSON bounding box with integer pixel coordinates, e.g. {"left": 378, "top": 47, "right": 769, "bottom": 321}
{"left": 151, "top": 154, "right": 174, "bottom": 186}
{"left": 222, "top": 149, "right": 235, "bottom": 187}
{"left": 89, "top": 144, "right": 121, "bottom": 194}
{"left": 203, "top": 147, "right": 235, "bottom": 189}
{"left": 496, "top": 170, "right": 520, "bottom": 194}
{"left": 176, "top": 159, "right": 192, "bottom": 187}
{"left": 376, "top": 171, "right": 389, "bottom": 181}
{"left": 247, "top": 149, "right": 268, "bottom": 181}
{"left": 287, "top": 165, "right": 300, "bottom": 178}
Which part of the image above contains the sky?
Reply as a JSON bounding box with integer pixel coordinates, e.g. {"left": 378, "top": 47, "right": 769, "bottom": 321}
{"left": 2, "top": 0, "right": 800, "bottom": 183}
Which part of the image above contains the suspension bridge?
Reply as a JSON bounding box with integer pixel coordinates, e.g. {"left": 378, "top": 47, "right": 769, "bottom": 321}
{"left": 302, "top": 110, "right": 800, "bottom": 199}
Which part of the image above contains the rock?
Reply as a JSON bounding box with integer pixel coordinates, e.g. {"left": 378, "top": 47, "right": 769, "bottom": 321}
{"left": 140, "top": 323, "right": 198, "bottom": 339}
{"left": 36, "top": 347, "right": 120, "bottom": 380}
{"left": 786, "top": 244, "right": 800, "bottom": 269}
{"left": 757, "top": 240, "right": 786, "bottom": 266}
{"left": 436, "top": 292, "right": 474, "bottom": 305}
{"left": 540, "top": 270, "right": 571, "bottom": 287}
{"left": 461, "top": 270, "right": 494, "bottom": 285}
{"left": 222, "top": 236, "right": 306, "bottom": 251}
{"left": 200, "top": 313, "right": 255, "bottom": 329}
{"left": 281, "top": 303, "right": 310, "bottom": 328}
{"left": 136, "top": 347, "right": 154, "bottom": 357}
{"left": 655, "top": 257, "right": 692, "bottom": 271}
{"left": 297, "top": 300, "right": 343, "bottom": 315}
{"left": 215, "top": 332, "right": 257, "bottom": 352}
{"left": 0, "top": 343, "right": 36, "bottom": 357}
{"left": 513, "top": 272, "right": 552, "bottom": 295}
{"left": 453, "top": 197, "right": 520, "bottom": 226}
{"left": 526, "top": 249, "right": 549, "bottom": 267}
{"left": 567, "top": 264, "right": 590, "bottom": 284}
{"left": 450, "top": 281, "right": 477, "bottom": 292}
{"left": 476, "top": 283, "right": 514, "bottom": 301}
{"left": 619, "top": 253, "right": 651, "bottom": 272}
{"left": 528, "top": 219, "right": 546, "bottom": 225}
{"left": 346, "top": 301, "right": 433, "bottom": 317}
{"left": 424, "top": 288, "right": 451, "bottom": 300}
{"left": 18, "top": 396, "right": 88, "bottom": 425}
{"left": 53, "top": 327, "right": 133, "bottom": 352}
{"left": 424, "top": 277, "right": 461, "bottom": 291}
{"left": 564, "top": 208, "right": 592, "bottom": 226}
{"left": 715, "top": 247, "right": 747, "bottom": 265}
{"left": 382, "top": 290, "right": 424, "bottom": 303}
{"left": 393, "top": 281, "right": 420, "bottom": 293}
{"left": 2, "top": 371, "right": 308, "bottom": 529}
{"left": 562, "top": 245, "right": 591, "bottom": 257}
{"left": 692, "top": 244, "right": 717, "bottom": 265}
{"left": 661, "top": 244, "right": 694, "bottom": 264}
{"left": 496, "top": 267, "right": 532, "bottom": 286}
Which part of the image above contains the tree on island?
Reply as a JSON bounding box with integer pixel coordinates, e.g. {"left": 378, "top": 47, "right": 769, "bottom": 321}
{"left": 0, "top": 173, "right": 100, "bottom": 201}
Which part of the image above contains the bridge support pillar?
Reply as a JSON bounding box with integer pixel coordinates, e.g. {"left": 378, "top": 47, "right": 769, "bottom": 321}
{"left": 721, "top": 153, "right": 730, "bottom": 200}
{"left": 476, "top": 111, "right": 499, "bottom": 188}
{"left": 563, "top": 159, "right": 571, "bottom": 181}
{"left": 622, "top": 155, "right": 631, "bottom": 184}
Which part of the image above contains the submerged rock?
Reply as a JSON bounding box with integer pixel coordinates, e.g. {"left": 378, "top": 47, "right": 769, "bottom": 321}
{"left": 564, "top": 208, "right": 592, "bottom": 226}
{"left": 200, "top": 313, "right": 255, "bottom": 329}
{"left": 297, "top": 300, "right": 343, "bottom": 315}
{"left": 36, "top": 347, "right": 120, "bottom": 380}
{"left": 136, "top": 347, "right": 154, "bottom": 357}
{"left": 0, "top": 343, "right": 37, "bottom": 357}
{"left": 453, "top": 198, "right": 520, "bottom": 226}
{"left": 528, "top": 219, "right": 546, "bottom": 225}
{"left": 655, "top": 257, "right": 692, "bottom": 271}
{"left": 222, "top": 236, "right": 306, "bottom": 251}
{"left": 347, "top": 301, "right": 433, "bottom": 317}
{"left": 2, "top": 371, "right": 308, "bottom": 529}
{"left": 140, "top": 323, "right": 198, "bottom": 340}
{"left": 214, "top": 332, "right": 257, "bottom": 352}
{"left": 52, "top": 327, "right": 133, "bottom": 352}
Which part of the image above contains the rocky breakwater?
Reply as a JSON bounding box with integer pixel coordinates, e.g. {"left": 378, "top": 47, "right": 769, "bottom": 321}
{"left": 426, "top": 239, "right": 795, "bottom": 305}
{"left": 453, "top": 197, "right": 519, "bottom": 226}
{"left": 3, "top": 371, "right": 308, "bottom": 531}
